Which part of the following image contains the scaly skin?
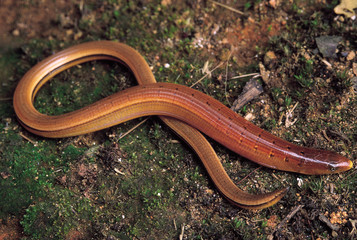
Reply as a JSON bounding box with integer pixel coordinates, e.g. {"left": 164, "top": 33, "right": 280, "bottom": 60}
{"left": 13, "top": 41, "right": 352, "bottom": 209}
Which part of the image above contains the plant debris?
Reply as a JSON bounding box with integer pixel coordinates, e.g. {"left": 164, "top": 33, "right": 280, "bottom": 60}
{"left": 334, "top": 0, "right": 357, "bottom": 18}
{"left": 231, "top": 77, "right": 264, "bottom": 111}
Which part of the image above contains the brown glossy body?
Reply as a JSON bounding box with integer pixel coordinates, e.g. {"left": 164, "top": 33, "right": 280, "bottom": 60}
{"left": 13, "top": 41, "right": 352, "bottom": 209}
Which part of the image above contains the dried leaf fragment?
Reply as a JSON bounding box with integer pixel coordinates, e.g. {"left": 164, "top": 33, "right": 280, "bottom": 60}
{"left": 231, "top": 78, "right": 264, "bottom": 111}
{"left": 334, "top": 0, "right": 357, "bottom": 18}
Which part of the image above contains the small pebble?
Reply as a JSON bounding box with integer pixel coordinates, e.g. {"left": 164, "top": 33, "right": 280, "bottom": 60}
{"left": 74, "top": 31, "right": 83, "bottom": 40}
{"left": 12, "top": 29, "right": 20, "bottom": 36}
{"left": 346, "top": 51, "right": 356, "bottom": 61}
{"left": 66, "top": 29, "right": 73, "bottom": 36}
{"left": 277, "top": 98, "right": 284, "bottom": 105}
{"left": 315, "top": 36, "right": 342, "bottom": 58}
{"left": 264, "top": 51, "right": 277, "bottom": 66}
{"left": 341, "top": 51, "right": 349, "bottom": 57}
{"left": 352, "top": 77, "right": 357, "bottom": 93}
{"left": 352, "top": 62, "right": 357, "bottom": 75}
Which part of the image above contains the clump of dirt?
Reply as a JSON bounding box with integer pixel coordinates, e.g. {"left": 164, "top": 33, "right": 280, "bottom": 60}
{"left": 57, "top": 162, "right": 98, "bottom": 198}
{"left": 0, "top": 0, "right": 79, "bottom": 47}
{"left": 98, "top": 142, "right": 128, "bottom": 173}
{"left": 0, "top": 217, "right": 23, "bottom": 239}
{"left": 226, "top": 17, "right": 285, "bottom": 66}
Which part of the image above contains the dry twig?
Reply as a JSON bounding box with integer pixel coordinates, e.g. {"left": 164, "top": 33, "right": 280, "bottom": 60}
{"left": 190, "top": 62, "right": 224, "bottom": 88}
{"left": 209, "top": 0, "right": 246, "bottom": 16}
{"left": 285, "top": 102, "right": 298, "bottom": 128}
{"left": 271, "top": 205, "right": 304, "bottom": 234}
{"left": 0, "top": 97, "right": 12, "bottom": 101}
{"left": 224, "top": 50, "right": 233, "bottom": 106}
{"left": 236, "top": 166, "right": 262, "bottom": 185}
{"left": 179, "top": 224, "right": 185, "bottom": 240}
{"left": 318, "top": 213, "right": 340, "bottom": 231}
{"left": 230, "top": 73, "right": 260, "bottom": 80}
{"left": 118, "top": 117, "right": 150, "bottom": 140}
{"left": 19, "top": 132, "right": 38, "bottom": 146}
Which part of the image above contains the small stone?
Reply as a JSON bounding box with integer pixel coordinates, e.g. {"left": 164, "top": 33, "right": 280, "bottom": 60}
{"left": 221, "top": 38, "right": 228, "bottom": 44}
{"left": 341, "top": 51, "right": 349, "bottom": 57}
{"left": 303, "top": 52, "right": 311, "bottom": 60}
{"left": 74, "top": 31, "right": 83, "bottom": 40}
{"left": 244, "top": 112, "right": 255, "bottom": 121}
{"left": 12, "top": 29, "right": 20, "bottom": 36}
{"left": 259, "top": 62, "right": 270, "bottom": 85}
{"left": 352, "top": 62, "right": 357, "bottom": 75}
{"left": 264, "top": 51, "right": 277, "bottom": 66}
{"left": 0, "top": 171, "right": 11, "bottom": 179}
{"left": 66, "top": 29, "right": 73, "bottom": 36}
{"left": 346, "top": 51, "right": 356, "bottom": 61}
{"left": 59, "top": 13, "right": 73, "bottom": 27}
{"left": 4, "top": 118, "right": 11, "bottom": 124}
{"left": 161, "top": 0, "right": 171, "bottom": 6}
{"left": 277, "top": 97, "right": 284, "bottom": 105}
{"left": 315, "top": 36, "right": 342, "bottom": 58}
{"left": 211, "top": 24, "right": 220, "bottom": 35}
{"left": 205, "top": 189, "right": 214, "bottom": 195}
{"left": 268, "top": 0, "right": 279, "bottom": 9}
{"left": 351, "top": 77, "right": 357, "bottom": 93}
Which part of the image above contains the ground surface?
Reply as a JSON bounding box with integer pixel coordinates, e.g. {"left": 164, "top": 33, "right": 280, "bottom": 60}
{"left": 0, "top": 0, "right": 356, "bottom": 239}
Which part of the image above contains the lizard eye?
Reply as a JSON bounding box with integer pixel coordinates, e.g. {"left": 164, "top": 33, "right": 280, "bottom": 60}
{"left": 328, "top": 165, "right": 336, "bottom": 172}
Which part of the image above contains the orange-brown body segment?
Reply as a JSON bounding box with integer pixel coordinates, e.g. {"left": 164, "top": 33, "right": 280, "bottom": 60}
{"left": 13, "top": 41, "right": 352, "bottom": 209}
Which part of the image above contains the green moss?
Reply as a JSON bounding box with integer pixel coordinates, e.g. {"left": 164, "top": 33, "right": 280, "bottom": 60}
{"left": 293, "top": 58, "right": 314, "bottom": 89}
{"left": 0, "top": 123, "right": 87, "bottom": 217}
{"left": 21, "top": 188, "right": 94, "bottom": 239}
{"left": 0, "top": 139, "right": 54, "bottom": 216}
